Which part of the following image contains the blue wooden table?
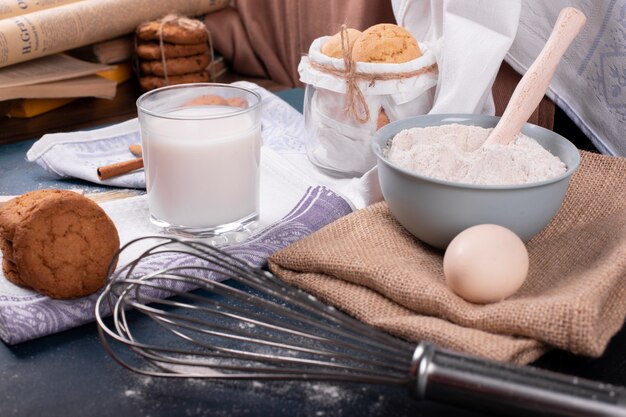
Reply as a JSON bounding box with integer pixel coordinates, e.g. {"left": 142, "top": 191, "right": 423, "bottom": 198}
{"left": 1, "top": 89, "right": 625, "bottom": 417}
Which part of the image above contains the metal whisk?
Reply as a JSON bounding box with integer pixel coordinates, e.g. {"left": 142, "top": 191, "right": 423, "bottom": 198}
{"left": 96, "top": 236, "right": 626, "bottom": 416}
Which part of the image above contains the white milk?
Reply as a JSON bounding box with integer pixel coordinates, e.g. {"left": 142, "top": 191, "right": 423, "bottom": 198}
{"left": 140, "top": 105, "right": 261, "bottom": 230}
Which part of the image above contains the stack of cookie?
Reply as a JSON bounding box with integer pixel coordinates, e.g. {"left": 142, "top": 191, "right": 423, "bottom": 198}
{"left": 0, "top": 190, "right": 119, "bottom": 299}
{"left": 136, "top": 15, "right": 212, "bottom": 91}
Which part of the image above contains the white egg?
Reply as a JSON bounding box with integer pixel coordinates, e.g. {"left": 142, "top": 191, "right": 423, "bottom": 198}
{"left": 443, "top": 224, "right": 529, "bottom": 304}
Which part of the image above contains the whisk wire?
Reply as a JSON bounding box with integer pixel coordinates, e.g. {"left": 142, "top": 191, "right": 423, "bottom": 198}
{"left": 140, "top": 298, "right": 410, "bottom": 376}
{"left": 96, "top": 236, "right": 626, "bottom": 416}
{"left": 113, "top": 272, "right": 412, "bottom": 374}
{"left": 97, "top": 237, "right": 415, "bottom": 385}
{"left": 107, "top": 236, "right": 408, "bottom": 356}
{"left": 111, "top": 261, "right": 414, "bottom": 362}
{"left": 97, "top": 237, "right": 626, "bottom": 417}
{"left": 99, "top": 311, "right": 410, "bottom": 384}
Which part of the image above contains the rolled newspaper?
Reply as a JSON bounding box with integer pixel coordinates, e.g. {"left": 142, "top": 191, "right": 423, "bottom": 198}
{"left": 0, "top": 0, "right": 81, "bottom": 20}
{"left": 0, "top": 0, "right": 229, "bottom": 68}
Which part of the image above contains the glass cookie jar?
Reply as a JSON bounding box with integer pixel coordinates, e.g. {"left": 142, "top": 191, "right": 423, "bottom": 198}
{"left": 303, "top": 83, "right": 436, "bottom": 177}
{"left": 299, "top": 37, "right": 438, "bottom": 177}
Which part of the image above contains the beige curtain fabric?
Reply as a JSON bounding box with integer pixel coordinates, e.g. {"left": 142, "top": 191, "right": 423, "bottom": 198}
{"left": 205, "top": 0, "right": 396, "bottom": 87}
{"left": 269, "top": 151, "right": 626, "bottom": 364}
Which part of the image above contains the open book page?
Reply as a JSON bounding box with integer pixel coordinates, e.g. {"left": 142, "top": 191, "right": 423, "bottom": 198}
{"left": 0, "top": 53, "right": 112, "bottom": 88}
{"left": 0, "top": 0, "right": 229, "bottom": 68}
{"left": 0, "top": 0, "right": 82, "bottom": 19}
{"left": 0, "top": 74, "right": 116, "bottom": 100}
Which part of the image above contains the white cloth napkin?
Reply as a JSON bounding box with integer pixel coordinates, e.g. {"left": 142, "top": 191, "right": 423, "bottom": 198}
{"left": 506, "top": 0, "right": 626, "bottom": 157}
{"left": 0, "top": 185, "right": 353, "bottom": 344}
{"left": 393, "top": 0, "right": 522, "bottom": 115}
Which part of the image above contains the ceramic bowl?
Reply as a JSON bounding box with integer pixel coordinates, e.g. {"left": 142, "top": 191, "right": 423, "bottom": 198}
{"left": 372, "top": 114, "right": 580, "bottom": 249}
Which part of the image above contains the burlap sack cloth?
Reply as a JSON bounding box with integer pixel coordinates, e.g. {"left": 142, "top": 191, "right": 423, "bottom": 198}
{"left": 268, "top": 151, "right": 626, "bottom": 365}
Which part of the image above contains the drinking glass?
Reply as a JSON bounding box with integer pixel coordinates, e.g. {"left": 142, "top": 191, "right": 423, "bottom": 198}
{"left": 137, "top": 83, "right": 262, "bottom": 237}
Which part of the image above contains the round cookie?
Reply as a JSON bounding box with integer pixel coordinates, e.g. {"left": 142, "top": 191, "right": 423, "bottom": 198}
{"left": 140, "top": 53, "right": 210, "bottom": 76}
{"left": 12, "top": 192, "right": 120, "bottom": 299}
{"left": 351, "top": 24, "right": 421, "bottom": 63}
{"left": 139, "top": 71, "right": 210, "bottom": 91}
{"left": 184, "top": 95, "right": 249, "bottom": 108}
{"left": 2, "top": 258, "right": 29, "bottom": 288}
{"left": 185, "top": 94, "right": 228, "bottom": 106}
{"left": 136, "top": 42, "right": 209, "bottom": 60}
{"left": 136, "top": 16, "right": 208, "bottom": 45}
{"left": 0, "top": 238, "right": 14, "bottom": 262}
{"left": 0, "top": 189, "right": 71, "bottom": 241}
{"left": 226, "top": 97, "right": 248, "bottom": 109}
{"left": 376, "top": 108, "right": 390, "bottom": 130}
{"left": 321, "top": 28, "right": 362, "bottom": 59}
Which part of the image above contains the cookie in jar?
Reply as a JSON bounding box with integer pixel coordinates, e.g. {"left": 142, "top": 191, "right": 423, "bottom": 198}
{"left": 299, "top": 24, "right": 438, "bottom": 176}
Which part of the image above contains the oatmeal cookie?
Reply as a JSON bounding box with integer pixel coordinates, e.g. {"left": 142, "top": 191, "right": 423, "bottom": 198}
{"left": 12, "top": 192, "right": 119, "bottom": 299}
{"left": 2, "top": 258, "right": 28, "bottom": 288}
{"left": 139, "top": 71, "right": 210, "bottom": 91}
{"left": 136, "top": 41, "right": 209, "bottom": 60}
{"left": 321, "top": 28, "right": 362, "bottom": 59}
{"left": 352, "top": 24, "right": 421, "bottom": 63}
{"left": 376, "top": 108, "right": 390, "bottom": 130}
{"left": 0, "top": 237, "right": 14, "bottom": 262}
{"left": 136, "top": 15, "right": 208, "bottom": 45}
{"left": 140, "top": 53, "right": 210, "bottom": 76}
{"left": 0, "top": 189, "right": 69, "bottom": 241}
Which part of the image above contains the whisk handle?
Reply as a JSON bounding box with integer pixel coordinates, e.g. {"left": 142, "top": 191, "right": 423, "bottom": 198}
{"left": 410, "top": 343, "right": 626, "bottom": 416}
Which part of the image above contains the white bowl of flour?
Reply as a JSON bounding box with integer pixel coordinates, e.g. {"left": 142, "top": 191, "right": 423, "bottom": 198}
{"left": 372, "top": 114, "right": 581, "bottom": 249}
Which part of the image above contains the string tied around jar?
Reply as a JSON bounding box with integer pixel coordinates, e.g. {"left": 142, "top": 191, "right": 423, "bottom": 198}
{"left": 308, "top": 24, "right": 438, "bottom": 124}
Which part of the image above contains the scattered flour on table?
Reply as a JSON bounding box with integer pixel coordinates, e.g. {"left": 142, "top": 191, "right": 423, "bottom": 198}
{"left": 385, "top": 124, "right": 567, "bottom": 185}
{"left": 124, "top": 389, "right": 140, "bottom": 398}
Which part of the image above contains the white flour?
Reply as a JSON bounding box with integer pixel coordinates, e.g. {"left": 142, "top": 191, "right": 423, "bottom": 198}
{"left": 385, "top": 124, "right": 567, "bottom": 185}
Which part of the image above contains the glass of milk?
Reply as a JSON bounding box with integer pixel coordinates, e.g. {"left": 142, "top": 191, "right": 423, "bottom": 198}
{"left": 137, "top": 83, "right": 261, "bottom": 237}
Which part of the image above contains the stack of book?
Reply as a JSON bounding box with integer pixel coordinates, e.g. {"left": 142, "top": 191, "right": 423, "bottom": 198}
{"left": 0, "top": 53, "right": 133, "bottom": 118}
{"left": 0, "top": 0, "right": 229, "bottom": 118}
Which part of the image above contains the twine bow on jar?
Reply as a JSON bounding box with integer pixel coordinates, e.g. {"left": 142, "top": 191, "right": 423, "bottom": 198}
{"left": 308, "top": 24, "right": 438, "bottom": 124}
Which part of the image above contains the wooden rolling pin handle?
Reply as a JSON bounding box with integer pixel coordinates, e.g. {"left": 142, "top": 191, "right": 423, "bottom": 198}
{"left": 486, "top": 7, "right": 586, "bottom": 145}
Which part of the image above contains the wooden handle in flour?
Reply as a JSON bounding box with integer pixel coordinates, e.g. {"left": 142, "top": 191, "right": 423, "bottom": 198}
{"left": 486, "top": 7, "right": 586, "bottom": 145}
